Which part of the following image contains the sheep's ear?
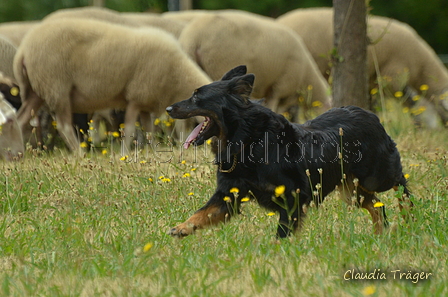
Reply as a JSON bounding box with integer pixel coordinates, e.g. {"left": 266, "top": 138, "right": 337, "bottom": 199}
{"left": 228, "top": 73, "right": 254, "bottom": 100}
{"left": 221, "top": 65, "right": 247, "bottom": 81}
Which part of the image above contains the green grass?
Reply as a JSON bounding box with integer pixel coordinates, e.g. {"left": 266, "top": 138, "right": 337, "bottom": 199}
{"left": 0, "top": 106, "right": 447, "bottom": 297}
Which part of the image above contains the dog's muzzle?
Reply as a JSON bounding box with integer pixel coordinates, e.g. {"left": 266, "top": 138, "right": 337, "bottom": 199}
{"left": 166, "top": 106, "right": 173, "bottom": 113}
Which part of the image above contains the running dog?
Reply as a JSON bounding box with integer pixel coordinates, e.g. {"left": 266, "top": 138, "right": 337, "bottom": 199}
{"left": 166, "top": 65, "right": 411, "bottom": 238}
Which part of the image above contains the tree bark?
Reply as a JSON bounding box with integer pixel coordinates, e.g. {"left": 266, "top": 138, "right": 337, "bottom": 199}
{"left": 332, "top": 0, "right": 370, "bottom": 109}
{"left": 91, "top": 0, "right": 105, "bottom": 7}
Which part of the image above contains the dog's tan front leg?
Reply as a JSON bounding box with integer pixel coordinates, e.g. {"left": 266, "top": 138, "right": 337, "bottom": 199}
{"left": 169, "top": 205, "right": 228, "bottom": 237}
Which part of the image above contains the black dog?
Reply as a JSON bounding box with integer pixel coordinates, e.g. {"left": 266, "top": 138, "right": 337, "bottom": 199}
{"left": 166, "top": 65, "right": 411, "bottom": 238}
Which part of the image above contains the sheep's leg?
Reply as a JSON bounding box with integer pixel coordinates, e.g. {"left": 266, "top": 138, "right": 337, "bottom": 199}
{"left": 139, "top": 111, "right": 153, "bottom": 133}
{"left": 16, "top": 91, "right": 44, "bottom": 145}
{"left": 266, "top": 96, "right": 281, "bottom": 113}
{"left": 54, "top": 105, "right": 79, "bottom": 152}
{"left": 123, "top": 102, "right": 140, "bottom": 152}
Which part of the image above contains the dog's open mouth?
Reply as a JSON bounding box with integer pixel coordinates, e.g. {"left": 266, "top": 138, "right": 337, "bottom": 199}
{"left": 184, "top": 117, "right": 215, "bottom": 149}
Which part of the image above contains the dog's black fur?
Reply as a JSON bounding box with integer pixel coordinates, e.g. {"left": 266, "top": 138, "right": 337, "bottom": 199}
{"left": 166, "top": 65, "right": 411, "bottom": 238}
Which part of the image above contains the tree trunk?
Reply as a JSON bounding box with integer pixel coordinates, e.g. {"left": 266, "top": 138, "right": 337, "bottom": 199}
{"left": 332, "top": 0, "right": 370, "bottom": 109}
{"left": 91, "top": 0, "right": 105, "bottom": 7}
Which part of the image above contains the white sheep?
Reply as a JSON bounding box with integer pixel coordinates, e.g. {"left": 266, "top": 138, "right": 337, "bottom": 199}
{"left": 0, "top": 21, "right": 39, "bottom": 47}
{"left": 45, "top": 7, "right": 187, "bottom": 39}
{"left": 162, "top": 9, "right": 212, "bottom": 23}
{"left": 0, "top": 35, "right": 17, "bottom": 81}
{"left": 121, "top": 12, "right": 186, "bottom": 38}
{"left": 0, "top": 72, "right": 23, "bottom": 160}
{"left": 14, "top": 18, "right": 211, "bottom": 152}
{"left": 277, "top": 7, "right": 448, "bottom": 126}
{"left": 43, "top": 6, "right": 142, "bottom": 27}
{"left": 178, "top": 10, "right": 332, "bottom": 117}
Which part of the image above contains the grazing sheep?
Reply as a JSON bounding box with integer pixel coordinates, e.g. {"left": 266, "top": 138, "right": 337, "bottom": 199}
{"left": 0, "top": 21, "right": 39, "bottom": 46}
{"left": 0, "top": 35, "right": 17, "bottom": 80}
{"left": 277, "top": 7, "right": 448, "bottom": 126}
{"left": 162, "top": 9, "right": 212, "bottom": 23}
{"left": 44, "top": 6, "right": 188, "bottom": 138}
{"left": 178, "top": 10, "right": 332, "bottom": 118}
{"left": 0, "top": 72, "right": 23, "bottom": 160}
{"left": 14, "top": 19, "right": 211, "bottom": 152}
{"left": 0, "top": 71, "right": 20, "bottom": 110}
{"left": 122, "top": 12, "right": 186, "bottom": 38}
{"left": 43, "top": 6, "right": 141, "bottom": 27}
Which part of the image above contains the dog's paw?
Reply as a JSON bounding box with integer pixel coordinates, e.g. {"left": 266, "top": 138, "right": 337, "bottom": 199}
{"left": 168, "top": 222, "right": 197, "bottom": 238}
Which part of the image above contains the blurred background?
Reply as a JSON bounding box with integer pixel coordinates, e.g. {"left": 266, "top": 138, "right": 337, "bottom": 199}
{"left": 0, "top": 0, "right": 447, "bottom": 59}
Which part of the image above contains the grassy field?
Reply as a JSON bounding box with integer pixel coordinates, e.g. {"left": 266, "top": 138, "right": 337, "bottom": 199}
{"left": 0, "top": 104, "right": 447, "bottom": 297}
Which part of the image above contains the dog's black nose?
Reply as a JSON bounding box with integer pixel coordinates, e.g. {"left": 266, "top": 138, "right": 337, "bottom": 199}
{"left": 166, "top": 106, "right": 173, "bottom": 113}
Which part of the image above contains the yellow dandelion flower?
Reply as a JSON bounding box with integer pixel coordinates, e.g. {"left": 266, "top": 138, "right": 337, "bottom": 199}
{"left": 162, "top": 178, "right": 171, "bottom": 183}
{"left": 274, "top": 185, "right": 285, "bottom": 197}
{"left": 143, "top": 242, "right": 153, "bottom": 252}
{"left": 311, "top": 101, "right": 323, "bottom": 108}
{"left": 223, "top": 196, "right": 231, "bottom": 202}
{"left": 80, "top": 142, "right": 88, "bottom": 148}
{"left": 404, "top": 173, "right": 410, "bottom": 179}
{"left": 241, "top": 197, "right": 250, "bottom": 202}
{"left": 412, "top": 95, "right": 421, "bottom": 102}
{"left": 373, "top": 202, "right": 384, "bottom": 208}
{"left": 140, "top": 160, "right": 147, "bottom": 164}
{"left": 119, "top": 123, "right": 125, "bottom": 129}
{"left": 267, "top": 212, "right": 276, "bottom": 216}
{"left": 148, "top": 178, "right": 153, "bottom": 182}
{"left": 181, "top": 160, "right": 186, "bottom": 165}
{"left": 102, "top": 149, "right": 107, "bottom": 155}
{"left": 411, "top": 106, "right": 426, "bottom": 116}
{"left": 87, "top": 137, "right": 92, "bottom": 142}
{"left": 183, "top": 173, "right": 191, "bottom": 178}
{"left": 362, "top": 285, "right": 376, "bottom": 296}
{"left": 402, "top": 107, "right": 409, "bottom": 113}
{"left": 159, "top": 175, "right": 165, "bottom": 180}
{"left": 135, "top": 121, "right": 140, "bottom": 127}
{"left": 120, "top": 155, "right": 128, "bottom": 161}
{"left": 394, "top": 91, "right": 403, "bottom": 98}
{"left": 89, "top": 126, "right": 94, "bottom": 130}
{"left": 154, "top": 118, "right": 161, "bottom": 126}
{"left": 370, "top": 88, "right": 378, "bottom": 95}
{"left": 230, "top": 187, "right": 239, "bottom": 193}
{"left": 307, "top": 85, "right": 313, "bottom": 91}
{"left": 79, "top": 129, "right": 84, "bottom": 134}
{"left": 206, "top": 139, "right": 212, "bottom": 145}
{"left": 419, "top": 84, "right": 429, "bottom": 91}
{"left": 188, "top": 192, "right": 194, "bottom": 196}
{"left": 112, "top": 131, "right": 120, "bottom": 138}
{"left": 191, "top": 168, "right": 197, "bottom": 171}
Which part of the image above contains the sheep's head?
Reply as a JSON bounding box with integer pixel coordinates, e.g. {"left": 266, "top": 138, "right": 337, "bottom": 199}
{"left": 0, "top": 72, "right": 21, "bottom": 110}
{"left": 0, "top": 72, "right": 24, "bottom": 161}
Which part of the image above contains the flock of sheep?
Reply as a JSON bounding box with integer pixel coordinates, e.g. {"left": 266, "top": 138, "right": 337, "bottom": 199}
{"left": 0, "top": 6, "right": 447, "bottom": 161}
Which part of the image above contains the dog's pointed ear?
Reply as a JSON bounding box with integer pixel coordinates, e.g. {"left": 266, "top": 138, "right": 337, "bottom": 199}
{"left": 228, "top": 73, "right": 255, "bottom": 100}
{"left": 221, "top": 65, "right": 247, "bottom": 81}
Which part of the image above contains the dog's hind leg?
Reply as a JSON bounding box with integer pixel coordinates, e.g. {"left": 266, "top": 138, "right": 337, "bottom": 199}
{"left": 358, "top": 188, "right": 388, "bottom": 234}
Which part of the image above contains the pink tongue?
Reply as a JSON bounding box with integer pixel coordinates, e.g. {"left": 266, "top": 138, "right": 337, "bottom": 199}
{"left": 184, "top": 121, "right": 205, "bottom": 149}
